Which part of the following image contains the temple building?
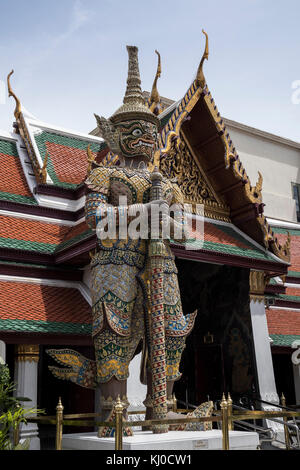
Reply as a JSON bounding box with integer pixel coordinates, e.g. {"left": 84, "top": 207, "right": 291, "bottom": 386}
{"left": 0, "top": 41, "right": 299, "bottom": 449}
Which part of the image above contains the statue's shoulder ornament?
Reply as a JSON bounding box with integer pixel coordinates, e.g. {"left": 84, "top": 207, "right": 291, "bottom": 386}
{"left": 85, "top": 166, "right": 116, "bottom": 193}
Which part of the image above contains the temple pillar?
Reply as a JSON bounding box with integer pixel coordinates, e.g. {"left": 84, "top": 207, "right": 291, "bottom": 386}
{"left": 249, "top": 271, "right": 279, "bottom": 404}
{"left": 292, "top": 342, "right": 300, "bottom": 404}
{"left": 14, "top": 345, "right": 40, "bottom": 450}
{"left": 0, "top": 340, "right": 5, "bottom": 364}
{"left": 249, "top": 271, "right": 283, "bottom": 440}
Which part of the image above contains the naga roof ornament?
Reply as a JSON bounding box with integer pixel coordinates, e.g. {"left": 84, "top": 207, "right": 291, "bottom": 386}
{"left": 148, "top": 50, "right": 162, "bottom": 115}
{"left": 196, "top": 29, "right": 209, "bottom": 87}
{"left": 7, "top": 70, "right": 21, "bottom": 120}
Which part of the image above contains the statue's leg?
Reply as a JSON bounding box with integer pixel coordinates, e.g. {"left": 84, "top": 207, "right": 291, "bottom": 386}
{"left": 91, "top": 263, "right": 142, "bottom": 436}
{"left": 100, "top": 378, "right": 128, "bottom": 422}
{"left": 93, "top": 330, "right": 133, "bottom": 437}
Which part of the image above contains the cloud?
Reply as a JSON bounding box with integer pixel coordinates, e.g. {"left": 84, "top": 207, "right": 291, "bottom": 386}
{"left": 53, "top": 0, "right": 93, "bottom": 46}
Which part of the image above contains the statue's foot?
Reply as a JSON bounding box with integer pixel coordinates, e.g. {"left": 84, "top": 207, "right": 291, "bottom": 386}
{"left": 98, "top": 401, "right": 134, "bottom": 438}
{"left": 166, "top": 411, "right": 188, "bottom": 431}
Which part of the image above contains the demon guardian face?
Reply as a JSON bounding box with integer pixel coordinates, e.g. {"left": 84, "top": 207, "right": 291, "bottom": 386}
{"left": 94, "top": 45, "right": 160, "bottom": 164}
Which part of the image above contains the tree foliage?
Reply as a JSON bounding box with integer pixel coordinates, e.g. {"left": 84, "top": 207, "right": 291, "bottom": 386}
{"left": 0, "top": 364, "right": 44, "bottom": 450}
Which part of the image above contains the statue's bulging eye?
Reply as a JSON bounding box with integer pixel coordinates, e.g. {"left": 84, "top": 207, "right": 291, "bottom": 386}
{"left": 132, "top": 129, "right": 143, "bottom": 137}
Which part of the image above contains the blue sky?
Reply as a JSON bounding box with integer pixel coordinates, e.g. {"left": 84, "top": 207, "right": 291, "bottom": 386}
{"left": 0, "top": 0, "right": 299, "bottom": 141}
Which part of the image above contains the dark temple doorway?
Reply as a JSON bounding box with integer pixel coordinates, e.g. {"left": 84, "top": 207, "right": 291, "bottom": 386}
{"left": 174, "top": 259, "right": 258, "bottom": 406}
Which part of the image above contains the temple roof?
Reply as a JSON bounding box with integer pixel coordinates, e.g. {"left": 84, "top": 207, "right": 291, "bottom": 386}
{"left": 172, "top": 218, "right": 287, "bottom": 273}
{"left": 0, "top": 280, "right": 91, "bottom": 335}
{"left": 0, "top": 42, "right": 294, "bottom": 341}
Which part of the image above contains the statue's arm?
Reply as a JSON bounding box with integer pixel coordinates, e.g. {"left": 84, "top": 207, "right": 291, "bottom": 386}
{"left": 85, "top": 167, "right": 111, "bottom": 230}
{"left": 85, "top": 190, "right": 109, "bottom": 230}
{"left": 168, "top": 183, "right": 188, "bottom": 242}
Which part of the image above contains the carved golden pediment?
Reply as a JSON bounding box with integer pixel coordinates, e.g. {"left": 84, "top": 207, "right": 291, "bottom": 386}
{"left": 159, "top": 133, "right": 230, "bottom": 221}
{"left": 249, "top": 270, "right": 271, "bottom": 303}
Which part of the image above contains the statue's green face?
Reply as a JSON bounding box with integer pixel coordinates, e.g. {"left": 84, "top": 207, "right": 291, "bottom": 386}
{"left": 117, "top": 119, "right": 158, "bottom": 161}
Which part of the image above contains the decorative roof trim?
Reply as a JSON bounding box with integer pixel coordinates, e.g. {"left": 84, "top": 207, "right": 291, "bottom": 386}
{"left": 267, "top": 218, "right": 300, "bottom": 230}
{"left": 25, "top": 116, "right": 104, "bottom": 145}
{"left": 0, "top": 261, "right": 83, "bottom": 282}
{"left": 0, "top": 208, "right": 85, "bottom": 226}
{"left": 268, "top": 305, "right": 300, "bottom": 312}
{"left": 0, "top": 129, "right": 18, "bottom": 142}
{"left": 0, "top": 199, "right": 85, "bottom": 222}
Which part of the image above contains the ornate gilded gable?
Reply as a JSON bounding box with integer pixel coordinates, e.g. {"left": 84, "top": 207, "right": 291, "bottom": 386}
{"left": 160, "top": 133, "right": 230, "bottom": 221}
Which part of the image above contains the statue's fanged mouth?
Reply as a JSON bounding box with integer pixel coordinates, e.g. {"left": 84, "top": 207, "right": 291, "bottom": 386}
{"left": 131, "top": 140, "right": 154, "bottom": 150}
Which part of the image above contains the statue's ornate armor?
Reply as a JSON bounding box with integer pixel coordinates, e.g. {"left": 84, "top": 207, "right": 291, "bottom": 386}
{"left": 85, "top": 166, "right": 196, "bottom": 384}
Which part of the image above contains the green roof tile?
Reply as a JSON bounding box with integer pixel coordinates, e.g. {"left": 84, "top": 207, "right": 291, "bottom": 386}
{"left": 271, "top": 227, "right": 300, "bottom": 236}
{"left": 0, "top": 319, "right": 91, "bottom": 335}
{"left": 0, "top": 237, "right": 56, "bottom": 254}
{"left": 288, "top": 270, "right": 300, "bottom": 278}
{"left": 177, "top": 238, "right": 275, "bottom": 261}
{"left": 54, "top": 229, "right": 93, "bottom": 253}
{"left": 0, "top": 139, "right": 19, "bottom": 157}
{"left": 267, "top": 293, "right": 300, "bottom": 302}
{"left": 0, "top": 191, "right": 37, "bottom": 205}
{"left": 270, "top": 334, "right": 300, "bottom": 347}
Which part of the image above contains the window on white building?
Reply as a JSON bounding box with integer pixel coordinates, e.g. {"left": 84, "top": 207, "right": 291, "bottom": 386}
{"left": 292, "top": 183, "right": 300, "bottom": 222}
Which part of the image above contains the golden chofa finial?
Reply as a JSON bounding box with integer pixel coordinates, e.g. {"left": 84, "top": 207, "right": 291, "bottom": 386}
{"left": 87, "top": 144, "right": 96, "bottom": 175}
{"left": 149, "top": 50, "right": 162, "bottom": 115}
{"left": 196, "top": 29, "right": 209, "bottom": 88}
{"left": 39, "top": 150, "right": 48, "bottom": 183}
{"left": 7, "top": 70, "right": 22, "bottom": 120}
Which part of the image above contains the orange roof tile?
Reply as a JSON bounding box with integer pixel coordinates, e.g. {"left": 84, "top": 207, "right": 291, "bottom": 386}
{"left": 0, "top": 152, "right": 32, "bottom": 198}
{"left": 266, "top": 308, "right": 300, "bottom": 336}
{"left": 0, "top": 215, "right": 89, "bottom": 251}
{"left": 0, "top": 281, "right": 91, "bottom": 324}
{"left": 46, "top": 142, "right": 90, "bottom": 185}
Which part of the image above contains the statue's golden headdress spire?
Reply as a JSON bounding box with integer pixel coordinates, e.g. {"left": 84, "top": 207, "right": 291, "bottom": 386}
{"left": 7, "top": 70, "right": 21, "bottom": 120}
{"left": 123, "top": 45, "right": 145, "bottom": 106}
{"left": 149, "top": 50, "right": 162, "bottom": 115}
{"left": 109, "top": 45, "right": 159, "bottom": 125}
{"left": 196, "top": 29, "right": 209, "bottom": 88}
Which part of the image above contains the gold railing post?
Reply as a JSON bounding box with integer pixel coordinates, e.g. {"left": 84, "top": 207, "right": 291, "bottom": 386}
{"left": 227, "top": 393, "right": 233, "bottom": 431}
{"left": 281, "top": 393, "right": 290, "bottom": 450}
{"left": 55, "top": 397, "right": 64, "bottom": 451}
{"left": 13, "top": 403, "right": 20, "bottom": 447}
{"left": 13, "top": 423, "right": 20, "bottom": 447}
{"left": 114, "top": 395, "right": 124, "bottom": 451}
{"left": 221, "top": 393, "right": 229, "bottom": 450}
{"left": 172, "top": 394, "right": 177, "bottom": 413}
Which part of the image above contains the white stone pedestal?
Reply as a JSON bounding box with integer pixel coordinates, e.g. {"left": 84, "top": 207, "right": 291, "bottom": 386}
{"left": 62, "top": 430, "right": 259, "bottom": 451}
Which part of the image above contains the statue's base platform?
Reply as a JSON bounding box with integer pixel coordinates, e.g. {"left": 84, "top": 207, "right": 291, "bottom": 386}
{"left": 62, "top": 429, "right": 259, "bottom": 451}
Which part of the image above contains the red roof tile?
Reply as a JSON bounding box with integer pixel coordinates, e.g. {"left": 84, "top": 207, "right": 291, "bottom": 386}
{"left": 275, "top": 233, "right": 300, "bottom": 272}
{"left": 0, "top": 281, "right": 91, "bottom": 324}
{"left": 46, "top": 142, "right": 90, "bottom": 185}
{"left": 0, "top": 215, "right": 89, "bottom": 249}
{"left": 266, "top": 308, "right": 300, "bottom": 335}
{"left": 0, "top": 152, "right": 33, "bottom": 198}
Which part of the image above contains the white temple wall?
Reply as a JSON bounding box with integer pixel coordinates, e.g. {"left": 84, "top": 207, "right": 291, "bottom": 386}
{"left": 226, "top": 123, "right": 300, "bottom": 223}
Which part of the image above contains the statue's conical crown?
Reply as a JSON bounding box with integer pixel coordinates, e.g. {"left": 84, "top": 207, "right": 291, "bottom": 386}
{"left": 110, "top": 45, "right": 159, "bottom": 125}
